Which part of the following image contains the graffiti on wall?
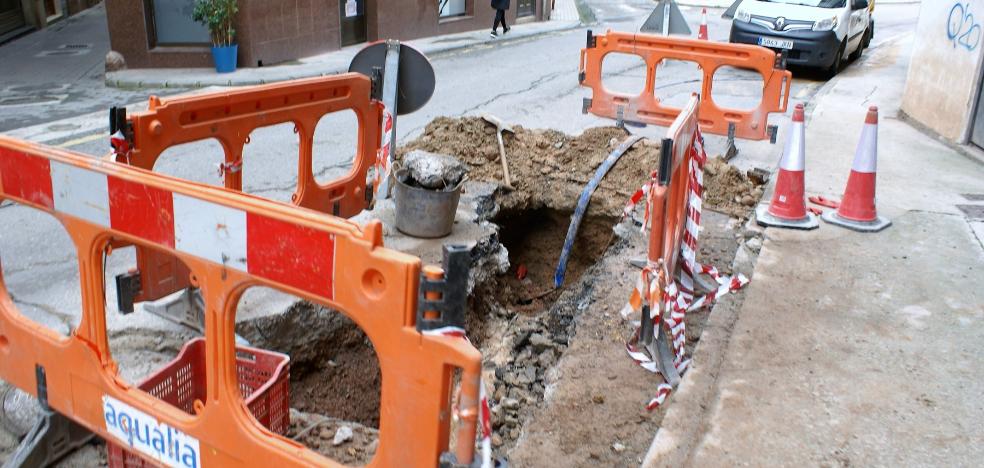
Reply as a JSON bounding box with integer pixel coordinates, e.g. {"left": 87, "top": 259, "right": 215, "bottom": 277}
{"left": 948, "top": 3, "right": 982, "bottom": 51}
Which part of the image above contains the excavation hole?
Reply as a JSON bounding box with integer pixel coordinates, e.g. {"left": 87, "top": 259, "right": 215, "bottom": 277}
{"left": 491, "top": 207, "right": 615, "bottom": 314}
{"left": 458, "top": 206, "right": 617, "bottom": 453}
{"left": 236, "top": 296, "right": 380, "bottom": 466}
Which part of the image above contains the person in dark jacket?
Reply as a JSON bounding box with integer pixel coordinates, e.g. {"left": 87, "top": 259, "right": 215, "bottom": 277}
{"left": 491, "top": 0, "right": 510, "bottom": 37}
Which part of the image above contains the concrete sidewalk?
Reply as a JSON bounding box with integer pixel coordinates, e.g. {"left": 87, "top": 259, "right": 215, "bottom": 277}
{"left": 645, "top": 32, "right": 984, "bottom": 467}
{"left": 106, "top": 4, "right": 582, "bottom": 89}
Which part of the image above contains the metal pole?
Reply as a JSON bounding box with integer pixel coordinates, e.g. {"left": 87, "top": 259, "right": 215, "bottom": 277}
{"left": 378, "top": 40, "right": 401, "bottom": 199}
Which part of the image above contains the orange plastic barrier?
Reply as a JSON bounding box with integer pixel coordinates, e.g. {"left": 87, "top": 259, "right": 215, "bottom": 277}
{"left": 648, "top": 95, "right": 700, "bottom": 270}
{"left": 121, "top": 74, "right": 381, "bottom": 217}
{"left": 0, "top": 136, "right": 481, "bottom": 467}
{"left": 111, "top": 74, "right": 383, "bottom": 308}
{"left": 579, "top": 30, "right": 791, "bottom": 141}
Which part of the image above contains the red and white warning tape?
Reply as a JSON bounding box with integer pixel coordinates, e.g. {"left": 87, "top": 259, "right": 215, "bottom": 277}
{"left": 422, "top": 326, "right": 492, "bottom": 468}
{"left": 620, "top": 129, "right": 749, "bottom": 410}
{"left": 622, "top": 170, "right": 658, "bottom": 231}
{"left": 374, "top": 107, "right": 394, "bottom": 191}
{"left": 109, "top": 130, "right": 131, "bottom": 163}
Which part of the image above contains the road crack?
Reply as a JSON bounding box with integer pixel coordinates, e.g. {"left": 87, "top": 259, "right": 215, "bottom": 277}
{"left": 458, "top": 69, "right": 569, "bottom": 116}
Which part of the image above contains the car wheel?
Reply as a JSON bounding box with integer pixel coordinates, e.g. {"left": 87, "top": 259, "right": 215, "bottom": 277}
{"left": 864, "top": 23, "right": 873, "bottom": 48}
{"left": 824, "top": 40, "right": 846, "bottom": 79}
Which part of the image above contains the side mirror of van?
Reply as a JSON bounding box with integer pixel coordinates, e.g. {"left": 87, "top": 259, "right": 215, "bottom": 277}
{"left": 851, "top": 0, "right": 869, "bottom": 10}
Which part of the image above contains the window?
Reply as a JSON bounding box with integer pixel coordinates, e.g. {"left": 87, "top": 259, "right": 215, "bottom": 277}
{"left": 148, "top": 0, "right": 210, "bottom": 46}
{"left": 439, "top": 0, "right": 466, "bottom": 18}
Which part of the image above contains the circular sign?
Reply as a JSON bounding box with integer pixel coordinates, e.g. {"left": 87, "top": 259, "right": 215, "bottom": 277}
{"left": 349, "top": 42, "right": 436, "bottom": 115}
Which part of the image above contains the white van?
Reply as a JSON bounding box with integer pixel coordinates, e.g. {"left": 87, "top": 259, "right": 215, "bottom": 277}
{"left": 729, "top": 0, "right": 874, "bottom": 77}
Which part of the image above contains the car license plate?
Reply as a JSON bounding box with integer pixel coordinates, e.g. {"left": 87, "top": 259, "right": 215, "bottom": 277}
{"left": 758, "top": 37, "right": 794, "bottom": 49}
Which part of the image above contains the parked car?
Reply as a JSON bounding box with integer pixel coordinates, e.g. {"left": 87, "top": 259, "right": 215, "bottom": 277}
{"left": 729, "top": 0, "right": 874, "bottom": 77}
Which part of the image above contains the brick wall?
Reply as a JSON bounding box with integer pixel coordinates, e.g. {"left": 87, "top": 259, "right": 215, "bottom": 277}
{"left": 238, "top": 0, "right": 341, "bottom": 67}
{"left": 106, "top": 0, "right": 544, "bottom": 69}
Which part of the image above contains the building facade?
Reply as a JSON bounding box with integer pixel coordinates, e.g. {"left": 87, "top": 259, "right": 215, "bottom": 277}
{"left": 105, "top": 0, "right": 547, "bottom": 69}
{"left": 901, "top": 0, "right": 984, "bottom": 149}
{"left": 0, "top": 0, "right": 100, "bottom": 43}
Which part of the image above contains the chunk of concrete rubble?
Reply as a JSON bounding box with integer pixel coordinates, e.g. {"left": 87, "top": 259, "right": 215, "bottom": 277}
{"left": 332, "top": 425, "right": 354, "bottom": 446}
{"left": 528, "top": 333, "right": 554, "bottom": 353}
{"left": 402, "top": 150, "right": 470, "bottom": 190}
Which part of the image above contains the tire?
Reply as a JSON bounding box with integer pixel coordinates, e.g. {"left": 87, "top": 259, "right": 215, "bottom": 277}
{"left": 864, "top": 22, "right": 873, "bottom": 48}
{"left": 824, "top": 40, "right": 846, "bottom": 79}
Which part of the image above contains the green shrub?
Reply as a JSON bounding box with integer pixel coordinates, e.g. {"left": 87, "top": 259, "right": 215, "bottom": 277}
{"left": 192, "top": 0, "right": 238, "bottom": 47}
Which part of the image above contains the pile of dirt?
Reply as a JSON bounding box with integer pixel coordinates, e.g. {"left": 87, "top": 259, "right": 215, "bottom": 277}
{"left": 287, "top": 410, "right": 378, "bottom": 466}
{"left": 237, "top": 302, "right": 381, "bottom": 428}
{"left": 702, "top": 156, "right": 766, "bottom": 219}
{"left": 399, "top": 117, "right": 764, "bottom": 221}
{"left": 397, "top": 117, "right": 661, "bottom": 218}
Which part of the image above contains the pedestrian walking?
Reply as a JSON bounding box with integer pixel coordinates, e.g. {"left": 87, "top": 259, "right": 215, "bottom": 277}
{"left": 491, "top": 0, "right": 510, "bottom": 38}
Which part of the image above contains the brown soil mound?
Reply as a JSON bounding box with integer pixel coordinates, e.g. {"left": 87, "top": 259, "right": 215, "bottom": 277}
{"left": 397, "top": 117, "right": 660, "bottom": 217}
{"left": 399, "top": 117, "right": 763, "bottom": 220}
{"left": 702, "top": 155, "right": 766, "bottom": 219}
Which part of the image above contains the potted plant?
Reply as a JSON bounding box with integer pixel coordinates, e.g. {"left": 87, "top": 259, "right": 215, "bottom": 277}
{"left": 193, "top": 0, "right": 239, "bottom": 73}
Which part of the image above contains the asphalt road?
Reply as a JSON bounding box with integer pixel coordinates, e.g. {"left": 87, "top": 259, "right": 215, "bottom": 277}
{"left": 0, "top": 1, "right": 920, "bottom": 341}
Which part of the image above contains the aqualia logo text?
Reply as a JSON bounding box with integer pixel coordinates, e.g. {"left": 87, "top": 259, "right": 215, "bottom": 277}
{"left": 103, "top": 395, "right": 201, "bottom": 468}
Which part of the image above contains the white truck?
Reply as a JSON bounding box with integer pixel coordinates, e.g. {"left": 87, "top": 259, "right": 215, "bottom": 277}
{"left": 729, "top": 0, "right": 874, "bottom": 77}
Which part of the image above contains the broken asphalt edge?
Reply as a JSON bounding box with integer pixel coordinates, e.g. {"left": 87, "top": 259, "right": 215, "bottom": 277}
{"left": 104, "top": 20, "right": 583, "bottom": 90}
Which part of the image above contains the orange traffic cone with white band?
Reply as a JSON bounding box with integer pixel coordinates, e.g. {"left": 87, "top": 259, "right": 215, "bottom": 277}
{"left": 698, "top": 8, "right": 709, "bottom": 40}
{"left": 822, "top": 106, "right": 892, "bottom": 232}
{"left": 756, "top": 104, "right": 820, "bottom": 230}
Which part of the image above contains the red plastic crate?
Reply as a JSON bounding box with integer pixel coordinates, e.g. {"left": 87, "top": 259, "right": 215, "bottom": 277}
{"left": 106, "top": 338, "right": 290, "bottom": 468}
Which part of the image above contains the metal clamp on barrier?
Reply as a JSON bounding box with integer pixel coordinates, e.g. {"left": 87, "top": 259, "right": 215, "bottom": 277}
{"left": 417, "top": 245, "right": 472, "bottom": 332}
{"left": 579, "top": 30, "right": 792, "bottom": 141}
{"left": 114, "top": 270, "right": 140, "bottom": 315}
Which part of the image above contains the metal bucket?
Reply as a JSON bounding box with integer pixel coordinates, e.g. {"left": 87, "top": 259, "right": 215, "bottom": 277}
{"left": 393, "top": 168, "right": 462, "bottom": 238}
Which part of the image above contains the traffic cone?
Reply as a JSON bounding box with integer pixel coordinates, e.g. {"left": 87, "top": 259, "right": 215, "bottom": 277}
{"left": 756, "top": 104, "right": 819, "bottom": 230}
{"left": 698, "top": 8, "right": 709, "bottom": 40}
{"left": 822, "top": 106, "right": 892, "bottom": 232}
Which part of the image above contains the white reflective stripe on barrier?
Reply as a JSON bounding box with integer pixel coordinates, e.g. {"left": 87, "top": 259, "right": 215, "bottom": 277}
{"left": 173, "top": 193, "right": 249, "bottom": 271}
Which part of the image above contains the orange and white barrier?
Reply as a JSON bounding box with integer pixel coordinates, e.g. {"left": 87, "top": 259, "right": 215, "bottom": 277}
{"left": 0, "top": 136, "right": 484, "bottom": 467}
{"left": 756, "top": 104, "right": 819, "bottom": 230}
{"left": 111, "top": 75, "right": 383, "bottom": 315}
{"left": 822, "top": 106, "right": 892, "bottom": 232}
{"left": 619, "top": 96, "right": 748, "bottom": 410}
{"left": 579, "top": 30, "right": 791, "bottom": 141}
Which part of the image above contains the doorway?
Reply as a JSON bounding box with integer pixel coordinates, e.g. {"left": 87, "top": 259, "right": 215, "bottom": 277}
{"left": 0, "top": 0, "right": 26, "bottom": 40}
{"left": 517, "top": 0, "right": 535, "bottom": 17}
{"left": 340, "top": 0, "right": 367, "bottom": 46}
